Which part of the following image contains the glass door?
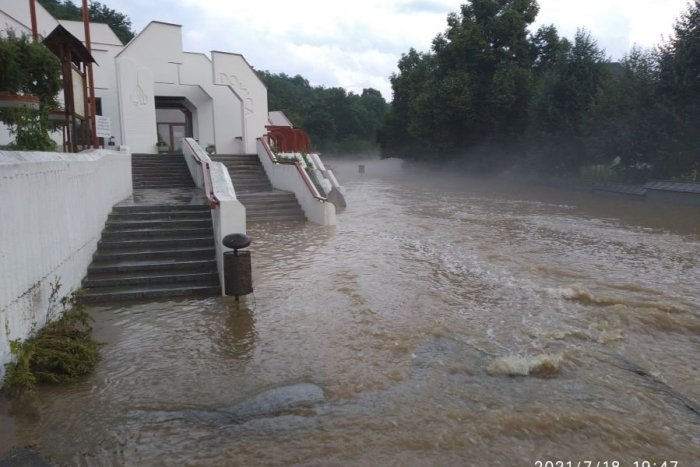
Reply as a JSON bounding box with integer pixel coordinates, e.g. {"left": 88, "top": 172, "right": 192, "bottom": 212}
{"left": 171, "top": 124, "right": 186, "bottom": 153}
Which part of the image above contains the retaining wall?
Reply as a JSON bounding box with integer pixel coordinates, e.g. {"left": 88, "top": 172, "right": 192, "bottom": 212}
{"left": 0, "top": 149, "right": 132, "bottom": 383}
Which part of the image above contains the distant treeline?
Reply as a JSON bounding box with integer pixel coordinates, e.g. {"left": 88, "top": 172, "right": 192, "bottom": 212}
{"left": 378, "top": 0, "right": 700, "bottom": 181}
{"left": 259, "top": 71, "right": 389, "bottom": 155}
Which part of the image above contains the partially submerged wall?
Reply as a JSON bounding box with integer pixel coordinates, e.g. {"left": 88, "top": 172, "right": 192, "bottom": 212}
{"left": 0, "top": 149, "right": 132, "bottom": 383}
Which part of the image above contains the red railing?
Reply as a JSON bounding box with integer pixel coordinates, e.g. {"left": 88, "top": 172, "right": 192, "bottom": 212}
{"left": 266, "top": 125, "right": 311, "bottom": 153}
{"left": 258, "top": 137, "right": 326, "bottom": 202}
{"left": 183, "top": 138, "right": 220, "bottom": 209}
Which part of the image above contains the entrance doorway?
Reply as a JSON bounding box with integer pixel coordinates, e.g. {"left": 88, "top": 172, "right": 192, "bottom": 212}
{"left": 155, "top": 98, "right": 193, "bottom": 153}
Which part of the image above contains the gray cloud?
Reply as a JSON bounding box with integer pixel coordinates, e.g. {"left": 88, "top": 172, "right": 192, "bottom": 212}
{"left": 394, "top": 0, "right": 454, "bottom": 14}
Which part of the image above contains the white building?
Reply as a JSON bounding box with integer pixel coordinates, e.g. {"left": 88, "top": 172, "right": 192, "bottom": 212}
{"left": 0, "top": 0, "right": 268, "bottom": 155}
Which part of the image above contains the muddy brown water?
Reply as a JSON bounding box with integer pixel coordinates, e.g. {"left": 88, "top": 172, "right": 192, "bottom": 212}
{"left": 1, "top": 159, "right": 699, "bottom": 466}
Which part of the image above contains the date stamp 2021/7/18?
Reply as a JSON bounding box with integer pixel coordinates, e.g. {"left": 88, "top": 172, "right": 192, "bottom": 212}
{"left": 534, "top": 461, "right": 679, "bottom": 467}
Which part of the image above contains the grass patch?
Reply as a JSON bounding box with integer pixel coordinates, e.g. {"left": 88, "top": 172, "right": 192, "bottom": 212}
{"left": 3, "top": 284, "right": 101, "bottom": 396}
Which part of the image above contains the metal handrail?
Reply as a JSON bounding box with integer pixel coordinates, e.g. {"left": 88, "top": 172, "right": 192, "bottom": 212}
{"left": 258, "top": 137, "right": 326, "bottom": 202}
{"left": 183, "top": 138, "right": 220, "bottom": 209}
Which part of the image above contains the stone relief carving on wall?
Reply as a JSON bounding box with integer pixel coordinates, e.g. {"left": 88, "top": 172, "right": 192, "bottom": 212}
{"left": 130, "top": 69, "right": 149, "bottom": 107}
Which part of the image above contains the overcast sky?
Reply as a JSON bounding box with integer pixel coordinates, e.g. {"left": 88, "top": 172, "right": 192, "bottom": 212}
{"left": 106, "top": 0, "right": 691, "bottom": 100}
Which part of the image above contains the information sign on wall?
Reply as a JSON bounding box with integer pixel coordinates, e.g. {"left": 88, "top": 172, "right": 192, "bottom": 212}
{"left": 95, "top": 116, "right": 111, "bottom": 138}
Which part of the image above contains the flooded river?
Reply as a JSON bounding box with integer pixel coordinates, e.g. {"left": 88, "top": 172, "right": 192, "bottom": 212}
{"left": 1, "top": 159, "right": 699, "bottom": 465}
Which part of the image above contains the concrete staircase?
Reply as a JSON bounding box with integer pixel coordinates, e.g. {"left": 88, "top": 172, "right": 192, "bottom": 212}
{"left": 132, "top": 153, "right": 195, "bottom": 189}
{"left": 81, "top": 154, "right": 220, "bottom": 303}
{"left": 211, "top": 154, "right": 306, "bottom": 222}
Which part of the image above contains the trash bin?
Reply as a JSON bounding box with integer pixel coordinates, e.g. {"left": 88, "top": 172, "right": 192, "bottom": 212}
{"left": 222, "top": 233, "right": 252, "bottom": 299}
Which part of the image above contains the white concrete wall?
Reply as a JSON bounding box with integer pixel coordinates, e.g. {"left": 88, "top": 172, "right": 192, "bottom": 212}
{"left": 0, "top": 10, "right": 30, "bottom": 36}
{"left": 0, "top": 149, "right": 132, "bottom": 384}
{"left": 181, "top": 52, "right": 245, "bottom": 154}
{"left": 0, "top": 0, "right": 58, "bottom": 39}
{"left": 115, "top": 22, "right": 181, "bottom": 153}
{"left": 182, "top": 138, "right": 246, "bottom": 294}
{"left": 256, "top": 139, "right": 336, "bottom": 225}
{"left": 116, "top": 55, "right": 157, "bottom": 153}
{"left": 213, "top": 52, "right": 268, "bottom": 154}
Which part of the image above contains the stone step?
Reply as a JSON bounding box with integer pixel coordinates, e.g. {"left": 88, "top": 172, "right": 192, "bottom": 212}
{"left": 105, "top": 218, "right": 212, "bottom": 230}
{"left": 101, "top": 227, "right": 213, "bottom": 240}
{"left": 231, "top": 176, "right": 270, "bottom": 182}
{"left": 92, "top": 247, "right": 215, "bottom": 262}
{"left": 248, "top": 214, "right": 306, "bottom": 222}
{"left": 132, "top": 172, "right": 192, "bottom": 177}
{"left": 88, "top": 258, "right": 216, "bottom": 275}
{"left": 238, "top": 194, "right": 298, "bottom": 202}
{"left": 81, "top": 284, "right": 221, "bottom": 304}
{"left": 113, "top": 204, "right": 209, "bottom": 213}
{"left": 132, "top": 166, "right": 190, "bottom": 171}
{"left": 214, "top": 155, "right": 260, "bottom": 160}
{"left": 83, "top": 271, "right": 219, "bottom": 288}
{"left": 132, "top": 181, "right": 195, "bottom": 190}
{"left": 242, "top": 202, "right": 300, "bottom": 211}
{"left": 233, "top": 182, "right": 273, "bottom": 189}
{"left": 247, "top": 211, "right": 305, "bottom": 220}
{"left": 108, "top": 210, "right": 210, "bottom": 221}
{"left": 226, "top": 169, "right": 268, "bottom": 175}
{"left": 97, "top": 236, "right": 214, "bottom": 250}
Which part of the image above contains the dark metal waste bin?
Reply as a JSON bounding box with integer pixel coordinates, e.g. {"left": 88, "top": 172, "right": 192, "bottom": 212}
{"left": 222, "top": 233, "right": 252, "bottom": 299}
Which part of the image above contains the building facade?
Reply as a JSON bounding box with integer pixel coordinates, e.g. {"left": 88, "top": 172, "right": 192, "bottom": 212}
{"left": 0, "top": 0, "right": 268, "bottom": 154}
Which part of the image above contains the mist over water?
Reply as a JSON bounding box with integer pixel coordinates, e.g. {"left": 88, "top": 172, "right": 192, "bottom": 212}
{"left": 1, "top": 158, "right": 698, "bottom": 465}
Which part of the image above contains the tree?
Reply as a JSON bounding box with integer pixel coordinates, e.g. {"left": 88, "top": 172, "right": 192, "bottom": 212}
{"left": 381, "top": 0, "right": 540, "bottom": 161}
{"left": 88, "top": 1, "right": 134, "bottom": 44}
{"left": 0, "top": 33, "right": 62, "bottom": 150}
{"left": 37, "top": 0, "right": 135, "bottom": 44}
{"left": 656, "top": 0, "right": 700, "bottom": 178}
{"left": 258, "top": 71, "right": 389, "bottom": 154}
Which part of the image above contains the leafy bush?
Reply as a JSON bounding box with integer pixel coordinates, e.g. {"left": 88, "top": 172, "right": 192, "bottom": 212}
{"left": 0, "top": 32, "right": 62, "bottom": 151}
{"left": 3, "top": 284, "right": 101, "bottom": 396}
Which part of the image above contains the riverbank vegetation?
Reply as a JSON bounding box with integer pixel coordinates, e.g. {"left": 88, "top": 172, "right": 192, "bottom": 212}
{"left": 2, "top": 282, "right": 100, "bottom": 396}
{"left": 259, "top": 71, "right": 389, "bottom": 155}
{"left": 378, "top": 0, "right": 700, "bottom": 182}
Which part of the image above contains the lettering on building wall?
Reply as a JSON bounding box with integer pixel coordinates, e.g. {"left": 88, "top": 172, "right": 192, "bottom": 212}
{"left": 218, "top": 73, "right": 254, "bottom": 116}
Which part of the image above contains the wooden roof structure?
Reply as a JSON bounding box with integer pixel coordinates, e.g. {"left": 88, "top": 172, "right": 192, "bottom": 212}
{"left": 42, "top": 24, "right": 97, "bottom": 152}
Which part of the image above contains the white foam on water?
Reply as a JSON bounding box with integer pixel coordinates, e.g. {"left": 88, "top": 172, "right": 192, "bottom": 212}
{"left": 486, "top": 353, "right": 564, "bottom": 378}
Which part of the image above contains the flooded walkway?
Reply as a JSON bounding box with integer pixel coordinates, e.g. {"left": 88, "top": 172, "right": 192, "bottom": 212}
{"left": 1, "top": 159, "right": 698, "bottom": 465}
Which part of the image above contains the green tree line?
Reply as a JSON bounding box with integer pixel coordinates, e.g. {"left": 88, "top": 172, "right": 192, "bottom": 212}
{"left": 37, "top": 0, "right": 134, "bottom": 44}
{"left": 259, "top": 71, "right": 389, "bottom": 154}
{"left": 379, "top": 0, "right": 700, "bottom": 181}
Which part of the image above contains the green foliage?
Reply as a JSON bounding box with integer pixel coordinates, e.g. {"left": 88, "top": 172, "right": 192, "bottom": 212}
{"left": 37, "top": 0, "right": 135, "bottom": 44}
{"left": 379, "top": 0, "right": 540, "bottom": 160}
{"left": 0, "top": 32, "right": 62, "bottom": 150}
{"left": 380, "top": 0, "right": 700, "bottom": 181}
{"left": 258, "top": 71, "right": 389, "bottom": 155}
{"left": 3, "top": 285, "right": 100, "bottom": 397}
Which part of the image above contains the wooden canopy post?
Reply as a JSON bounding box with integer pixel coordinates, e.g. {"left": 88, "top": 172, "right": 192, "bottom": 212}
{"left": 82, "top": 0, "right": 98, "bottom": 148}
{"left": 28, "top": 0, "right": 38, "bottom": 42}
